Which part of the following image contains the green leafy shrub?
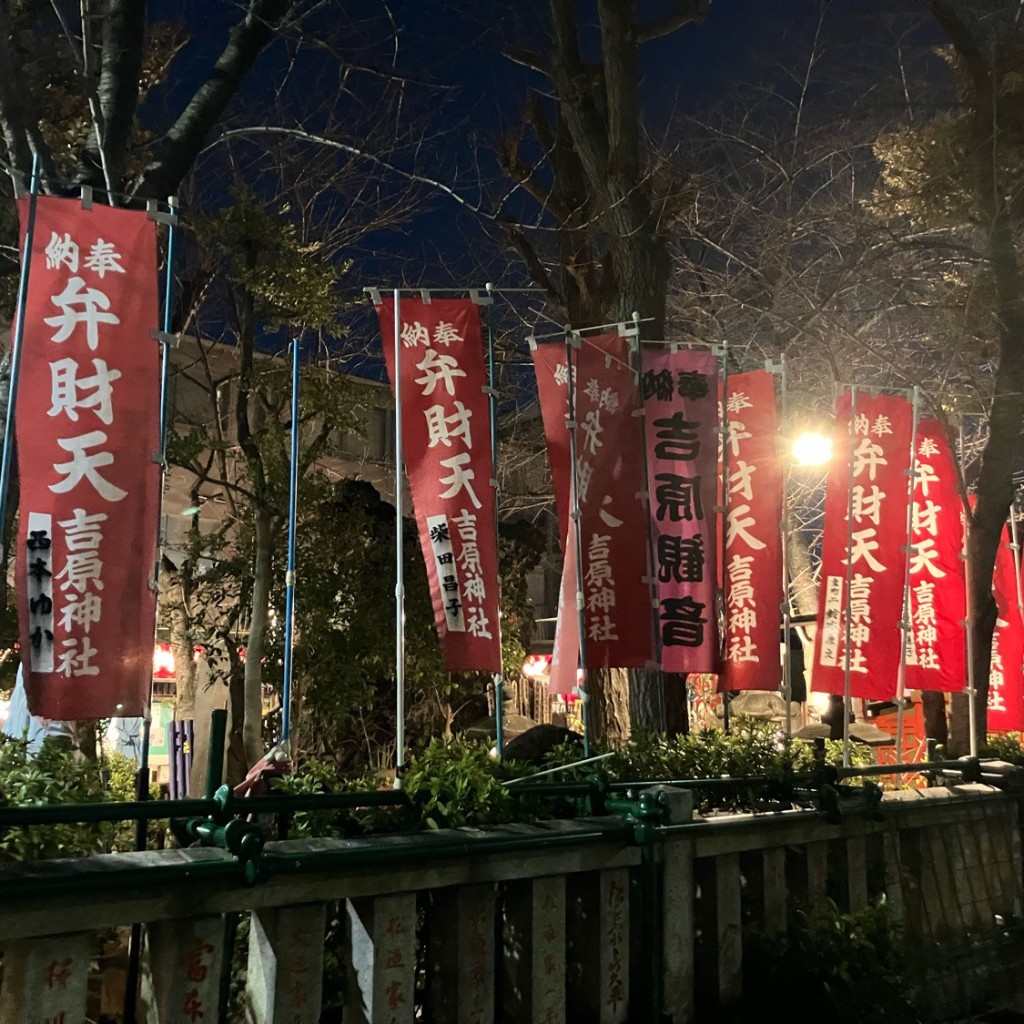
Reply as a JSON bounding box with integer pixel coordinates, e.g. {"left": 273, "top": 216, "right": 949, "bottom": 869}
{"left": 543, "top": 720, "right": 873, "bottom": 814}
{"left": 983, "top": 733, "right": 1024, "bottom": 763}
{"left": 743, "top": 901, "right": 924, "bottom": 1024}
{"left": 0, "top": 735, "right": 112, "bottom": 860}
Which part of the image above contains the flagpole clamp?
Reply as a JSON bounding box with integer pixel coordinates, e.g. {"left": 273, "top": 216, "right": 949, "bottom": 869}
{"left": 151, "top": 329, "right": 180, "bottom": 349}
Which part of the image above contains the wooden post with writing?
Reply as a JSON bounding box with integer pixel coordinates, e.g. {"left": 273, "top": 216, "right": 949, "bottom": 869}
{"left": 501, "top": 875, "right": 566, "bottom": 1024}
{"left": 423, "top": 883, "right": 496, "bottom": 1024}
{"left": 138, "top": 916, "right": 224, "bottom": 1024}
{"left": 246, "top": 903, "right": 327, "bottom": 1024}
{"left": 0, "top": 931, "right": 93, "bottom": 1024}
{"left": 346, "top": 893, "right": 417, "bottom": 1024}
{"left": 566, "top": 868, "right": 630, "bottom": 1024}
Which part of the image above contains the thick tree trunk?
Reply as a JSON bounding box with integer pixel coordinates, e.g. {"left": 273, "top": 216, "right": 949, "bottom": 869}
{"left": 591, "top": 668, "right": 631, "bottom": 748}
{"left": 934, "top": 1, "right": 1024, "bottom": 756}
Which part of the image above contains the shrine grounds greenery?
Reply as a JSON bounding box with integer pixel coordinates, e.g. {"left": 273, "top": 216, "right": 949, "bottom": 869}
{"left": 6, "top": 722, "right": 1022, "bottom": 1023}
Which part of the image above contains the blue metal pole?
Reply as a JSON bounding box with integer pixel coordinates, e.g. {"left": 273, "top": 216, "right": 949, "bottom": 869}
{"left": 0, "top": 155, "right": 41, "bottom": 541}
{"left": 485, "top": 285, "right": 505, "bottom": 757}
{"left": 136, "top": 196, "right": 178, "bottom": 827}
{"left": 281, "top": 336, "right": 301, "bottom": 741}
{"left": 125, "top": 193, "right": 178, "bottom": 1024}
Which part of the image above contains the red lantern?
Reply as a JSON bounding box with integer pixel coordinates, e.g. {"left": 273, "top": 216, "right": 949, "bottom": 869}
{"left": 152, "top": 643, "right": 176, "bottom": 680}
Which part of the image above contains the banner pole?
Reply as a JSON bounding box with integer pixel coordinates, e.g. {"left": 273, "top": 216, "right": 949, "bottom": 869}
{"left": 124, "top": 193, "right": 178, "bottom": 1024}
{"left": 484, "top": 285, "right": 506, "bottom": 757}
{"left": 777, "top": 355, "right": 794, "bottom": 737}
{"left": 719, "top": 341, "right": 731, "bottom": 734}
{"left": 841, "top": 388, "right": 859, "bottom": 768}
{"left": 960, "top": 421, "right": 978, "bottom": 758}
{"left": 895, "top": 386, "right": 921, "bottom": 767}
{"left": 0, "top": 154, "right": 40, "bottom": 545}
{"left": 1009, "top": 490, "right": 1023, "bottom": 643}
{"left": 565, "top": 334, "right": 591, "bottom": 757}
{"left": 136, "top": 194, "right": 178, "bottom": 824}
{"left": 630, "top": 313, "right": 666, "bottom": 733}
{"left": 280, "top": 336, "right": 301, "bottom": 743}
{"left": 393, "top": 289, "right": 407, "bottom": 782}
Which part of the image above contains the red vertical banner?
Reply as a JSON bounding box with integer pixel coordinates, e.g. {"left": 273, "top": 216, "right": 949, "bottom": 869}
{"left": 15, "top": 196, "right": 161, "bottom": 719}
{"left": 549, "top": 516, "right": 581, "bottom": 695}
{"left": 988, "top": 521, "right": 1024, "bottom": 731}
{"left": 377, "top": 297, "right": 501, "bottom": 672}
{"left": 530, "top": 340, "right": 573, "bottom": 550}
{"left": 812, "top": 390, "right": 913, "bottom": 701}
{"left": 905, "top": 421, "right": 966, "bottom": 692}
{"left": 641, "top": 347, "right": 719, "bottom": 672}
{"left": 719, "top": 370, "right": 784, "bottom": 691}
{"left": 573, "top": 333, "right": 652, "bottom": 668}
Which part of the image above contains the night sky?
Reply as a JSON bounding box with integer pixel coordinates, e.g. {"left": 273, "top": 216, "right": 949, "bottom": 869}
{"left": 142, "top": 1, "right": 948, "bottom": 372}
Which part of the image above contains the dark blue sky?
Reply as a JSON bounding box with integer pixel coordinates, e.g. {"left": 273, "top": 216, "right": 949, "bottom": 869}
{"left": 141, "top": 0, "right": 944, "bottom": 371}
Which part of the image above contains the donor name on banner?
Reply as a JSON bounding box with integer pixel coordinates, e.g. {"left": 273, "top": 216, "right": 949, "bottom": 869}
{"left": 15, "top": 197, "right": 161, "bottom": 720}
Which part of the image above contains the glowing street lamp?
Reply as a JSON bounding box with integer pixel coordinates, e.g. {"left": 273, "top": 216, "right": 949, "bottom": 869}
{"left": 792, "top": 431, "right": 832, "bottom": 467}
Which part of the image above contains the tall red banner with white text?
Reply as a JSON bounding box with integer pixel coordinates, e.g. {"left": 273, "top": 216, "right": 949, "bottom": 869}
{"left": 812, "top": 390, "right": 913, "bottom": 701}
{"left": 573, "top": 333, "right": 652, "bottom": 667}
{"left": 719, "top": 370, "right": 784, "bottom": 691}
{"left": 641, "top": 347, "right": 719, "bottom": 672}
{"left": 988, "top": 521, "right": 1024, "bottom": 731}
{"left": 905, "top": 420, "right": 966, "bottom": 693}
{"left": 530, "top": 340, "right": 574, "bottom": 551}
{"left": 16, "top": 197, "right": 160, "bottom": 718}
{"left": 377, "top": 298, "right": 501, "bottom": 672}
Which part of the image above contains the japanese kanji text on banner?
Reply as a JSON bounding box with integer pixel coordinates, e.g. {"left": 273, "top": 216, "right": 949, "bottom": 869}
{"left": 377, "top": 298, "right": 501, "bottom": 672}
{"left": 988, "top": 519, "right": 1024, "bottom": 731}
{"left": 812, "top": 390, "right": 913, "bottom": 701}
{"left": 530, "top": 340, "right": 574, "bottom": 552}
{"left": 905, "top": 420, "right": 965, "bottom": 693}
{"left": 719, "top": 369, "right": 784, "bottom": 691}
{"left": 641, "top": 347, "right": 719, "bottom": 673}
{"left": 16, "top": 196, "right": 161, "bottom": 719}
{"left": 573, "top": 333, "right": 652, "bottom": 667}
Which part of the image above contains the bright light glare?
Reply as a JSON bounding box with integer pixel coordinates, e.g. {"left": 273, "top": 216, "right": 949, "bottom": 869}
{"left": 793, "top": 432, "right": 833, "bottom": 466}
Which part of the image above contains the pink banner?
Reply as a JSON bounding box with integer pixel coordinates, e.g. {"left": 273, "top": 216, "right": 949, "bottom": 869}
{"left": 812, "top": 390, "right": 913, "bottom": 701}
{"left": 549, "top": 517, "right": 581, "bottom": 695}
{"left": 719, "top": 370, "right": 784, "bottom": 691}
{"left": 641, "top": 347, "right": 719, "bottom": 672}
{"left": 905, "top": 420, "right": 966, "bottom": 693}
{"left": 16, "top": 197, "right": 160, "bottom": 719}
{"left": 530, "top": 340, "right": 573, "bottom": 551}
{"left": 377, "top": 297, "right": 501, "bottom": 672}
{"left": 574, "top": 333, "right": 652, "bottom": 667}
{"left": 988, "top": 520, "right": 1024, "bottom": 731}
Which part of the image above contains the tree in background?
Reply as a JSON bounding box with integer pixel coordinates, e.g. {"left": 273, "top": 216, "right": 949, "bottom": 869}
{"left": 867, "top": 0, "right": 1024, "bottom": 752}
{"left": 496, "top": 0, "right": 710, "bottom": 743}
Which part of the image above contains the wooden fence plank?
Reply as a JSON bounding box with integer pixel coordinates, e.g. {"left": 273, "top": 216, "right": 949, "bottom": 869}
{"left": 139, "top": 915, "right": 224, "bottom": 1024}
{"left": 501, "top": 875, "right": 566, "bottom": 1024}
{"left": 662, "top": 840, "right": 695, "bottom": 1024}
{"left": 715, "top": 853, "right": 743, "bottom": 1010}
{"left": 424, "top": 884, "right": 496, "bottom": 1024}
{"left": 761, "top": 847, "right": 787, "bottom": 937}
{"left": 805, "top": 842, "right": 828, "bottom": 919}
{"left": 0, "top": 931, "right": 93, "bottom": 1024}
{"left": 882, "top": 832, "right": 905, "bottom": 928}
{"left": 846, "top": 835, "right": 868, "bottom": 912}
{"left": 246, "top": 902, "right": 327, "bottom": 1024}
{"left": 347, "top": 893, "right": 417, "bottom": 1024}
